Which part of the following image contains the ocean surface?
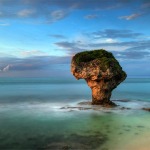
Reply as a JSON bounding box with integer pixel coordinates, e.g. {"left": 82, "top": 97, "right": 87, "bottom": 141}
{"left": 0, "top": 77, "right": 150, "bottom": 150}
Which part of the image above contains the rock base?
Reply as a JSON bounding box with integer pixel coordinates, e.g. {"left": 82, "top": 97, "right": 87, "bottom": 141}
{"left": 92, "top": 100, "right": 117, "bottom": 107}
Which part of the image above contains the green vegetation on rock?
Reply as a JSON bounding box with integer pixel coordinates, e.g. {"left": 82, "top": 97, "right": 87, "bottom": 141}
{"left": 74, "top": 49, "right": 113, "bottom": 64}
{"left": 73, "top": 49, "right": 122, "bottom": 72}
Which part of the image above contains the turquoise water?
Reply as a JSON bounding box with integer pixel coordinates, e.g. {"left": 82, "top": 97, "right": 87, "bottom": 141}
{"left": 0, "top": 78, "right": 150, "bottom": 150}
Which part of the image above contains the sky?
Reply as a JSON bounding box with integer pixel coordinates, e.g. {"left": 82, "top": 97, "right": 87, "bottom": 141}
{"left": 0, "top": 0, "right": 150, "bottom": 78}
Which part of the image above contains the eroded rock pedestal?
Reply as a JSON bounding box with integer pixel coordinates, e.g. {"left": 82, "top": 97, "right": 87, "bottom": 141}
{"left": 71, "top": 49, "right": 127, "bottom": 106}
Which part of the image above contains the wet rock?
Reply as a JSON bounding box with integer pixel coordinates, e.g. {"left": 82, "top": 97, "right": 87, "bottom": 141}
{"left": 120, "top": 107, "right": 131, "bottom": 110}
{"left": 71, "top": 49, "right": 127, "bottom": 106}
{"left": 60, "top": 106, "right": 92, "bottom": 110}
{"left": 113, "top": 99, "right": 131, "bottom": 102}
{"left": 60, "top": 103, "right": 133, "bottom": 112}
{"left": 142, "top": 108, "right": 150, "bottom": 112}
{"left": 78, "top": 101, "right": 92, "bottom": 105}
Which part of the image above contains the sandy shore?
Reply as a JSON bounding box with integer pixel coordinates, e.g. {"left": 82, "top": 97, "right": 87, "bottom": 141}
{"left": 122, "top": 132, "right": 150, "bottom": 150}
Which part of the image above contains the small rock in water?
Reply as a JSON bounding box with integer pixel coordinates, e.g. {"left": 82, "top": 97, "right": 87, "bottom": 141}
{"left": 120, "top": 107, "right": 131, "bottom": 110}
{"left": 142, "top": 108, "right": 150, "bottom": 112}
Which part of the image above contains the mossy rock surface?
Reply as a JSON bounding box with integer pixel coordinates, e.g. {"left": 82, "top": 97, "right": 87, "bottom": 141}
{"left": 73, "top": 49, "right": 122, "bottom": 72}
{"left": 74, "top": 49, "right": 113, "bottom": 64}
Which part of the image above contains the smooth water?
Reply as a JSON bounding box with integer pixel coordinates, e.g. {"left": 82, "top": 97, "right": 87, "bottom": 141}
{"left": 0, "top": 78, "right": 150, "bottom": 150}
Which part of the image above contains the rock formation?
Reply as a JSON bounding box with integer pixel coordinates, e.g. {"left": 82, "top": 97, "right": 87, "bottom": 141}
{"left": 71, "top": 49, "right": 127, "bottom": 106}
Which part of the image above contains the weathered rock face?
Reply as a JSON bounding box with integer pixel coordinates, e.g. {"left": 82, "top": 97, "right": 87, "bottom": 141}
{"left": 71, "top": 49, "right": 127, "bottom": 106}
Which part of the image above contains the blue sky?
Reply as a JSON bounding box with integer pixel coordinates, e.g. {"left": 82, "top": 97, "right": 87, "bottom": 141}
{"left": 0, "top": 0, "right": 150, "bottom": 77}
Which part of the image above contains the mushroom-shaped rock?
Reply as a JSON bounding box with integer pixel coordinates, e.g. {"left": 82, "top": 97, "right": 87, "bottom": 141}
{"left": 71, "top": 49, "right": 127, "bottom": 106}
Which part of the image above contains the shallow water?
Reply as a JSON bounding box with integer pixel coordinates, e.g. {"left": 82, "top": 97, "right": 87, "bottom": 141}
{"left": 0, "top": 78, "right": 150, "bottom": 150}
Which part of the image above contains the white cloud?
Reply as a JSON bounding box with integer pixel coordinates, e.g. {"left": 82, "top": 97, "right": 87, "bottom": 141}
{"left": 20, "top": 50, "right": 48, "bottom": 57}
{"left": 17, "top": 9, "right": 35, "bottom": 17}
{"left": 94, "top": 38, "right": 118, "bottom": 44}
{"left": 3, "top": 64, "right": 11, "bottom": 72}
{"left": 119, "top": 13, "right": 141, "bottom": 20}
{"left": 48, "top": 10, "right": 68, "bottom": 23}
{"left": 105, "top": 38, "right": 117, "bottom": 43}
{"left": 84, "top": 14, "right": 98, "bottom": 19}
{"left": 74, "top": 33, "right": 91, "bottom": 45}
{"left": 99, "top": 45, "right": 129, "bottom": 52}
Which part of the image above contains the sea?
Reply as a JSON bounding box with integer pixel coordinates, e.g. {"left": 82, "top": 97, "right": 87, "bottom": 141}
{"left": 0, "top": 77, "right": 150, "bottom": 150}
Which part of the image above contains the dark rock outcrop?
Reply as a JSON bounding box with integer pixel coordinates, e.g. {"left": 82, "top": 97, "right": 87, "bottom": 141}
{"left": 71, "top": 49, "right": 127, "bottom": 106}
{"left": 142, "top": 108, "right": 150, "bottom": 112}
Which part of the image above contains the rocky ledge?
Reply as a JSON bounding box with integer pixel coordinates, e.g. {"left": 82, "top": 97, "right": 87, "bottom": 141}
{"left": 71, "top": 49, "right": 127, "bottom": 106}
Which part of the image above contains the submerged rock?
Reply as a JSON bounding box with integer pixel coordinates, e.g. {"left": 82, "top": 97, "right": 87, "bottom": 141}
{"left": 46, "top": 133, "right": 107, "bottom": 150}
{"left": 71, "top": 49, "right": 127, "bottom": 106}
